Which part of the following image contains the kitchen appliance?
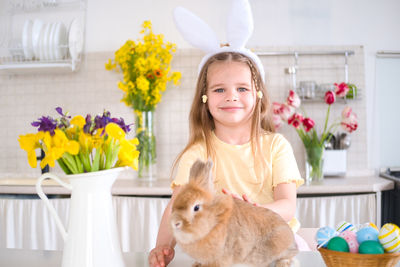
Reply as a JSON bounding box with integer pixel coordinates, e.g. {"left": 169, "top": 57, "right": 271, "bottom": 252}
{"left": 380, "top": 167, "right": 400, "bottom": 226}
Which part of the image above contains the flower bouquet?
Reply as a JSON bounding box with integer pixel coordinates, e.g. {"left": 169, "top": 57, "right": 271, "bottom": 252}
{"left": 273, "top": 83, "right": 358, "bottom": 182}
{"left": 18, "top": 107, "right": 140, "bottom": 174}
{"left": 106, "top": 20, "right": 181, "bottom": 179}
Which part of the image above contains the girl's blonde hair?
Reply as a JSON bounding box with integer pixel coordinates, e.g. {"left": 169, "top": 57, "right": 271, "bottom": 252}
{"left": 170, "top": 52, "right": 275, "bottom": 179}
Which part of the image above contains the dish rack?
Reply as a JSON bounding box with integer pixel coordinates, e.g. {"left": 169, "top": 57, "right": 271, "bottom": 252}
{"left": 0, "top": 0, "right": 86, "bottom": 73}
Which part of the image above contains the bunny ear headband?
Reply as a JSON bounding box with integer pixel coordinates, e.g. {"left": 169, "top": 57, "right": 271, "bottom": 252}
{"left": 173, "top": 0, "right": 265, "bottom": 83}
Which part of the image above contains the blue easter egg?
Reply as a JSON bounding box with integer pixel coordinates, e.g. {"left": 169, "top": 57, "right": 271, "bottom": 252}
{"left": 357, "top": 226, "right": 379, "bottom": 244}
{"left": 316, "top": 226, "right": 336, "bottom": 248}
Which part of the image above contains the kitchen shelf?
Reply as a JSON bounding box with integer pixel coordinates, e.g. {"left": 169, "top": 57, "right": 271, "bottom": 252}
{"left": 257, "top": 50, "right": 360, "bottom": 102}
{"left": 0, "top": 60, "right": 79, "bottom": 74}
{"left": 9, "top": 0, "right": 85, "bottom": 14}
{"left": 256, "top": 50, "right": 355, "bottom": 57}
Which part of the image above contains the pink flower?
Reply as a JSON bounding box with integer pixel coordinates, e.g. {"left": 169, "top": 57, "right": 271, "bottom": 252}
{"left": 288, "top": 113, "right": 303, "bottom": 129}
{"left": 272, "top": 114, "right": 282, "bottom": 130}
{"left": 272, "top": 102, "right": 282, "bottom": 115}
{"left": 341, "top": 106, "right": 358, "bottom": 133}
{"left": 302, "top": 117, "right": 315, "bottom": 132}
{"left": 273, "top": 102, "right": 293, "bottom": 121}
{"left": 342, "top": 106, "right": 354, "bottom": 119}
{"left": 324, "top": 90, "right": 336, "bottom": 105}
{"left": 287, "top": 90, "right": 301, "bottom": 108}
{"left": 341, "top": 119, "right": 358, "bottom": 133}
{"left": 334, "top": 82, "right": 350, "bottom": 97}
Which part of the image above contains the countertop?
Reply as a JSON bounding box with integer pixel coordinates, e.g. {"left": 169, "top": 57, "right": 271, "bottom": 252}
{"left": 0, "top": 248, "right": 328, "bottom": 267}
{"left": 0, "top": 175, "right": 394, "bottom": 196}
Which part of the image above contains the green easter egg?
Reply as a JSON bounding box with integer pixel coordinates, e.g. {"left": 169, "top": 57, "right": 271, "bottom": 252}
{"left": 359, "top": 240, "right": 384, "bottom": 254}
{"left": 327, "top": 236, "right": 350, "bottom": 252}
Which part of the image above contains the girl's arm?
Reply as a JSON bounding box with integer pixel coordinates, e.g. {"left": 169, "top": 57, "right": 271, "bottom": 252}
{"left": 148, "top": 186, "right": 181, "bottom": 267}
{"left": 262, "top": 182, "right": 297, "bottom": 221}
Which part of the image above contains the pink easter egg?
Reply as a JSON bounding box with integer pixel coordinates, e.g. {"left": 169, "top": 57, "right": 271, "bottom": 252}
{"left": 340, "top": 230, "right": 359, "bottom": 253}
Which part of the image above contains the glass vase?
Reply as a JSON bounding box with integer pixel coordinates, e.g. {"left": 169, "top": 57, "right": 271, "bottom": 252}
{"left": 304, "top": 143, "right": 324, "bottom": 184}
{"left": 135, "top": 111, "right": 157, "bottom": 180}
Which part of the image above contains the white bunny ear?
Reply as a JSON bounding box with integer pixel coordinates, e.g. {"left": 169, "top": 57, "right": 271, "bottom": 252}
{"left": 173, "top": 6, "right": 220, "bottom": 53}
{"left": 226, "top": 0, "right": 254, "bottom": 49}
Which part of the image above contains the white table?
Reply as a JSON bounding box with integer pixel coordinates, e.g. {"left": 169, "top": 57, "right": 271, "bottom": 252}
{"left": 0, "top": 248, "right": 327, "bottom": 267}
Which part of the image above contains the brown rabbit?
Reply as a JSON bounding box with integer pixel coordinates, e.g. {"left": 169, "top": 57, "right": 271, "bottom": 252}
{"left": 170, "top": 159, "right": 298, "bottom": 267}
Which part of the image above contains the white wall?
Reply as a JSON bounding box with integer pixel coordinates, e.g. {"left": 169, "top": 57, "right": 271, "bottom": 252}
{"left": 85, "top": 0, "right": 400, "bottom": 171}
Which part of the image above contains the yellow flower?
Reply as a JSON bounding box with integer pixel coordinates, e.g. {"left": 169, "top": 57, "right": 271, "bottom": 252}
{"left": 39, "top": 130, "right": 79, "bottom": 169}
{"left": 70, "top": 115, "right": 86, "bottom": 128}
{"left": 171, "top": 72, "right": 182, "bottom": 85}
{"left": 18, "top": 133, "right": 42, "bottom": 168}
{"left": 118, "top": 138, "right": 140, "bottom": 170}
{"left": 136, "top": 76, "right": 150, "bottom": 92}
{"left": 105, "top": 123, "right": 125, "bottom": 141}
{"left": 105, "top": 59, "right": 116, "bottom": 70}
{"left": 105, "top": 20, "right": 181, "bottom": 112}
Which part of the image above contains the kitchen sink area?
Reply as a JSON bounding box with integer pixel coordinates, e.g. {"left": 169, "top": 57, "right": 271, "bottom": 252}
{"left": 0, "top": 0, "right": 399, "bottom": 266}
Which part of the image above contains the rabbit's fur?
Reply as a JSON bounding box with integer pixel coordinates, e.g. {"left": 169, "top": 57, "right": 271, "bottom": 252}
{"left": 170, "top": 159, "right": 298, "bottom": 267}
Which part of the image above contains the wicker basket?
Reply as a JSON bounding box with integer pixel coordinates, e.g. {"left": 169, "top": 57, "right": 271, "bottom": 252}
{"left": 318, "top": 248, "right": 400, "bottom": 267}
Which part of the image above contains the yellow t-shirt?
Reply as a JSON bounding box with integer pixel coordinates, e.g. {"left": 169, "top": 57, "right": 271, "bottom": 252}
{"left": 171, "top": 132, "right": 304, "bottom": 205}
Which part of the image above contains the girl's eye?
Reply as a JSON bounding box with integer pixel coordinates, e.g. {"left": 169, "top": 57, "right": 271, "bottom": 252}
{"left": 193, "top": 204, "right": 200, "bottom": 212}
{"left": 214, "top": 88, "right": 224, "bottom": 93}
{"left": 238, "top": 87, "right": 248, "bottom": 92}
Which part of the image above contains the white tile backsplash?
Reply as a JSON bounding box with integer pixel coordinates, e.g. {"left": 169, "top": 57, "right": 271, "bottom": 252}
{"left": 0, "top": 45, "right": 369, "bottom": 179}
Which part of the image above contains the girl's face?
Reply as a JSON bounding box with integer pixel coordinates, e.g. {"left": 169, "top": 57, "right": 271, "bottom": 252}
{"left": 206, "top": 60, "right": 256, "bottom": 130}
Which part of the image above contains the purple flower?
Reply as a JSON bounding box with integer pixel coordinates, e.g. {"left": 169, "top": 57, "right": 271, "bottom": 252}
{"left": 83, "top": 114, "right": 92, "bottom": 134}
{"left": 111, "top": 117, "right": 132, "bottom": 133}
{"left": 31, "top": 116, "right": 57, "bottom": 135}
{"left": 55, "top": 107, "right": 71, "bottom": 118}
{"left": 94, "top": 115, "right": 111, "bottom": 130}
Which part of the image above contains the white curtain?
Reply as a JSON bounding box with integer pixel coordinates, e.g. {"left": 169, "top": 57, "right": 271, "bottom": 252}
{"left": 296, "top": 193, "right": 376, "bottom": 228}
{"left": 0, "top": 194, "right": 376, "bottom": 251}
{"left": 0, "top": 196, "right": 170, "bottom": 252}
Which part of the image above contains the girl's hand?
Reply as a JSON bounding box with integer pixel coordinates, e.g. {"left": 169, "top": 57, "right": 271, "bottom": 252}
{"left": 222, "top": 188, "right": 260, "bottom": 207}
{"left": 148, "top": 246, "right": 175, "bottom": 267}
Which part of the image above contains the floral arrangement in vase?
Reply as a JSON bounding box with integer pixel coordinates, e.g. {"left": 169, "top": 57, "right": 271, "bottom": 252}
{"left": 106, "top": 20, "right": 181, "bottom": 179}
{"left": 18, "top": 107, "right": 139, "bottom": 174}
{"left": 273, "top": 82, "right": 358, "bottom": 182}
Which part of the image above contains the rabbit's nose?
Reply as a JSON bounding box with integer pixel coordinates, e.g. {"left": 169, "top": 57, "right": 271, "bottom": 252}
{"left": 174, "top": 221, "right": 182, "bottom": 229}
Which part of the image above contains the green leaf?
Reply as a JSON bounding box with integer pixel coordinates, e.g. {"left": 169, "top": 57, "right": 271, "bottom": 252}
{"left": 91, "top": 148, "right": 101, "bottom": 172}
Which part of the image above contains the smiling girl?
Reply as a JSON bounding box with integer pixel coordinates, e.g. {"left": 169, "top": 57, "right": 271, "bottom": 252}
{"left": 148, "top": 52, "right": 306, "bottom": 267}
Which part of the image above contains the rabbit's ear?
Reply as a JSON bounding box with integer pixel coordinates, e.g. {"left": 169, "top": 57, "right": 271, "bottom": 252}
{"left": 189, "top": 159, "right": 214, "bottom": 192}
{"left": 173, "top": 6, "right": 220, "bottom": 53}
{"left": 226, "top": 0, "right": 254, "bottom": 49}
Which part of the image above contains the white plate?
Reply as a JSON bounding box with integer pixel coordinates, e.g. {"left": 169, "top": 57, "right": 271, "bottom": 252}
{"left": 38, "top": 22, "right": 46, "bottom": 60}
{"left": 22, "top": 19, "right": 34, "bottom": 60}
{"left": 31, "top": 19, "right": 43, "bottom": 59}
{"left": 47, "top": 22, "right": 56, "bottom": 60}
{"left": 53, "top": 22, "right": 67, "bottom": 60}
{"left": 68, "top": 18, "right": 83, "bottom": 61}
{"left": 41, "top": 22, "right": 51, "bottom": 60}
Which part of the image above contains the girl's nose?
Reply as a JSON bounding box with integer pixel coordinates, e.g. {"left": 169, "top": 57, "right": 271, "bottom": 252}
{"left": 225, "top": 89, "right": 238, "bottom": 102}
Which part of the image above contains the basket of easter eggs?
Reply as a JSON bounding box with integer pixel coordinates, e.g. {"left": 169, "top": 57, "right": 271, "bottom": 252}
{"left": 316, "top": 221, "right": 400, "bottom": 267}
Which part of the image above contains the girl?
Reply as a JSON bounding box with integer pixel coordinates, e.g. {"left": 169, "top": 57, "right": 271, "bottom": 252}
{"left": 148, "top": 51, "right": 305, "bottom": 267}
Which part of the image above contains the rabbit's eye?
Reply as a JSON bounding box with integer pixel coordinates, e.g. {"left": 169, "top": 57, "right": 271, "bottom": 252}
{"left": 193, "top": 204, "right": 200, "bottom": 212}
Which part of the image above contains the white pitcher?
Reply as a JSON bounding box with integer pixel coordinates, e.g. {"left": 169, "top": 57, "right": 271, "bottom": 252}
{"left": 36, "top": 167, "right": 126, "bottom": 267}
